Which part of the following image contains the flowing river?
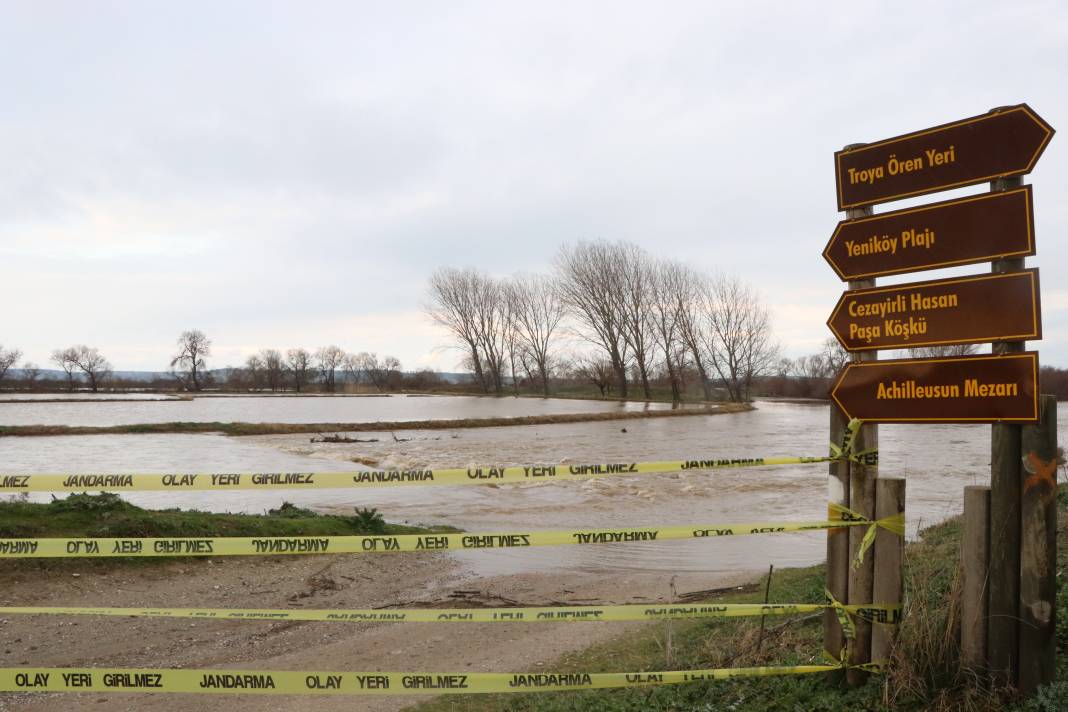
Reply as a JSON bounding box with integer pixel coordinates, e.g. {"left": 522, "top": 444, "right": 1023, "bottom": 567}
{"left": 1, "top": 398, "right": 1064, "bottom": 580}
{"left": 0, "top": 393, "right": 671, "bottom": 426}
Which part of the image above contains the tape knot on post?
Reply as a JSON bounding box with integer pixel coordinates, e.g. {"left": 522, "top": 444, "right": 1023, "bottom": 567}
{"left": 823, "top": 646, "right": 889, "bottom": 674}
{"left": 854, "top": 661, "right": 887, "bottom": 674}
{"left": 829, "top": 419, "right": 878, "bottom": 465}
{"left": 824, "top": 589, "right": 856, "bottom": 641}
{"left": 827, "top": 503, "right": 904, "bottom": 568}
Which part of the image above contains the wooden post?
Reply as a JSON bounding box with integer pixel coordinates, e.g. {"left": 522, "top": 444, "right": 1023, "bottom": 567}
{"left": 841, "top": 167, "right": 878, "bottom": 686}
{"left": 987, "top": 164, "right": 1025, "bottom": 685}
{"left": 1018, "top": 394, "right": 1058, "bottom": 693}
{"left": 871, "top": 478, "right": 905, "bottom": 665}
{"left": 961, "top": 485, "right": 991, "bottom": 671}
{"left": 847, "top": 416, "right": 878, "bottom": 686}
{"left": 825, "top": 405, "right": 851, "bottom": 663}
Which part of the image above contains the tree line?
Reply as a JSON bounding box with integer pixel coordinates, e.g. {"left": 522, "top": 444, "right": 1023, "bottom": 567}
{"left": 221, "top": 345, "right": 406, "bottom": 393}
{"left": 425, "top": 239, "right": 780, "bottom": 402}
{"left": 0, "top": 345, "right": 115, "bottom": 393}
{"left": 0, "top": 332, "right": 409, "bottom": 394}
{"left": 756, "top": 343, "right": 1025, "bottom": 399}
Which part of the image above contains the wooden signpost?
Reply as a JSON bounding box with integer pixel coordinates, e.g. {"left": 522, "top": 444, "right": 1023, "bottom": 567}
{"left": 823, "top": 187, "right": 1035, "bottom": 281}
{"left": 826, "top": 105, "right": 1055, "bottom": 693}
{"left": 830, "top": 352, "right": 1039, "bottom": 424}
{"left": 835, "top": 104, "right": 1054, "bottom": 209}
{"left": 827, "top": 270, "right": 1041, "bottom": 352}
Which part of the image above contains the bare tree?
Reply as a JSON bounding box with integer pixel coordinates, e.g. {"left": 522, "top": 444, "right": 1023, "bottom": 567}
{"left": 259, "top": 349, "right": 285, "bottom": 391}
{"left": 555, "top": 241, "right": 631, "bottom": 397}
{"left": 426, "top": 268, "right": 490, "bottom": 392}
{"left": 616, "top": 243, "right": 656, "bottom": 399}
{"left": 821, "top": 337, "right": 850, "bottom": 375}
{"left": 171, "top": 330, "right": 211, "bottom": 391}
{"left": 908, "top": 343, "right": 980, "bottom": 358}
{"left": 789, "top": 353, "right": 833, "bottom": 398}
{"left": 71, "top": 345, "right": 112, "bottom": 392}
{"left": 382, "top": 356, "right": 402, "bottom": 391}
{"left": 316, "top": 345, "right": 346, "bottom": 393}
{"left": 21, "top": 361, "right": 40, "bottom": 389}
{"left": 571, "top": 353, "right": 615, "bottom": 397}
{"left": 286, "top": 348, "right": 313, "bottom": 392}
{"left": 470, "top": 275, "right": 509, "bottom": 394}
{"left": 699, "top": 275, "right": 779, "bottom": 402}
{"left": 0, "top": 345, "right": 22, "bottom": 386}
{"left": 343, "top": 351, "right": 373, "bottom": 389}
{"left": 795, "top": 353, "right": 829, "bottom": 380}
{"left": 51, "top": 347, "right": 80, "bottom": 392}
{"left": 362, "top": 353, "right": 402, "bottom": 392}
{"left": 503, "top": 293, "right": 523, "bottom": 396}
{"left": 244, "top": 354, "right": 266, "bottom": 391}
{"left": 506, "top": 274, "right": 564, "bottom": 397}
{"left": 648, "top": 260, "right": 689, "bottom": 403}
{"left": 675, "top": 267, "right": 715, "bottom": 401}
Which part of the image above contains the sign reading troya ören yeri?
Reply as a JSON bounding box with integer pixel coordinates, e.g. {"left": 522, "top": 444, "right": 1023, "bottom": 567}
{"left": 827, "top": 270, "right": 1041, "bottom": 352}
{"left": 823, "top": 187, "right": 1035, "bottom": 281}
{"left": 834, "top": 104, "right": 1054, "bottom": 210}
{"left": 830, "top": 352, "right": 1038, "bottom": 423}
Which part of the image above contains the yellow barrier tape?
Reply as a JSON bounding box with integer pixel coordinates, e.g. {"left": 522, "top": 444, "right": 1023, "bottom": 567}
{"left": 0, "top": 441, "right": 877, "bottom": 494}
{"left": 0, "top": 663, "right": 861, "bottom": 695}
{"left": 0, "top": 601, "right": 902, "bottom": 623}
{"left": 828, "top": 419, "right": 877, "bottom": 466}
{"left": 824, "top": 647, "right": 848, "bottom": 666}
{"left": 0, "top": 515, "right": 893, "bottom": 558}
{"left": 824, "top": 589, "right": 856, "bottom": 640}
{"left": 827, "top": 502, "right": 905, "bottom": 568}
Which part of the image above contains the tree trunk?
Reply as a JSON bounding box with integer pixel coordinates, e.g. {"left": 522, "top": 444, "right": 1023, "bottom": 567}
{"left": 639, "top": 365, "right": 651, "bottom": 400}
{"left": 689, "top": 348, "right": 713, "bottom": 401}
{"left": 666, "top": 361, "right": 681, "bottom": 404}
{"left": 698, "top": 368, "right": 711, "bottom": 400}
{"left": 612, "top": 363, "right": 628, "bottom": 398}
{"left": 469, "top": 347, "right": 487, "bottom": 393}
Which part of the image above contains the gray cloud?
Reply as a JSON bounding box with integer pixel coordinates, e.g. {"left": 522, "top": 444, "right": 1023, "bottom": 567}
{"left": 1, "top": 1, "right": 1065, "bottom": 370}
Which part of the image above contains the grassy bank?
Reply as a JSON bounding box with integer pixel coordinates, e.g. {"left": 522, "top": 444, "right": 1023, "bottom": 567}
{"left": 414, "top": 485, "right": 1068, "bottom": 712}
{"left": 0, "top": 403, "right": 751, "bottom": 437}
{"left": 0, "top": 493, "right": 452, "bottom": 569}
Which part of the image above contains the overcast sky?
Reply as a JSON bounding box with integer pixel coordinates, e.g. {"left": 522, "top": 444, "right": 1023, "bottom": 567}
{"left": 2, "top": 1, "right": 1066, "bottom": 373}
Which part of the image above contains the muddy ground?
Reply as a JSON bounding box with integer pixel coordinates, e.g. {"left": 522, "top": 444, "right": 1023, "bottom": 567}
{"left": 0, "top": 552, "right": 753, "bottom": 711}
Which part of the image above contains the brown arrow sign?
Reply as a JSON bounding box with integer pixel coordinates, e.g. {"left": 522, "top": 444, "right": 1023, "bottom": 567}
{"left": 835, "top": 104, "right": 1054, "bottom": 210}
{"left": 827, "top": 269, "right": 1041, "bottom": 352}
{"left": 830, "top": 352, "right": 1038, "bottom": 423}
{"left": 823, "top": 186, "right": 1035, "bottom": 281}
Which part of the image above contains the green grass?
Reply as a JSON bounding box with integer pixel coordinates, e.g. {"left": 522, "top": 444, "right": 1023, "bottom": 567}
{"left": 412, "top": 485, "right": 1068, "bottom": 712}
{"left": 0, "top": 492, "right": 449, "bottom": 539}
{"left": 0, "top": 493, "right": 454, "bottom": 571}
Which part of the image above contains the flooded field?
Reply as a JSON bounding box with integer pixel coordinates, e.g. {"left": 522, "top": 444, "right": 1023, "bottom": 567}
{"left": 3, "top": 400, "right": 1062, "bottom": 580}
{"left": 0, "top": 393, "right": 671, "bottom": 427}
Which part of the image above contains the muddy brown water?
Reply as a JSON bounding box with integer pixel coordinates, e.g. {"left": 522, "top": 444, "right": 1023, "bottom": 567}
{"left": 3, "top": 400, "right": 1063, "bottom": 579}
{"left": 0, "top": 394, "right": 671, "bottom": 427}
